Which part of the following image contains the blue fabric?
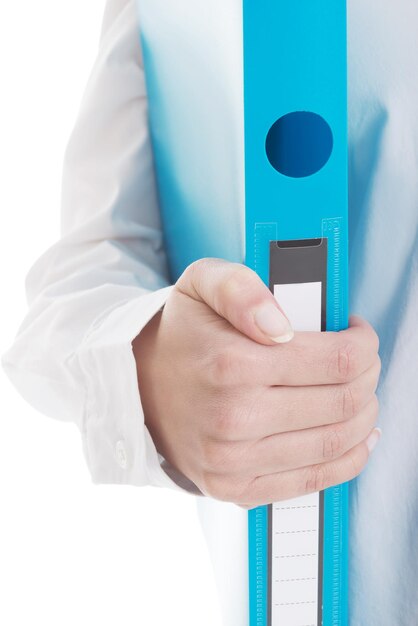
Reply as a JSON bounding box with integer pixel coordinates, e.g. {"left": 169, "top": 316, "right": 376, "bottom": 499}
{"left": 137, "top": 0, "right": 418, "bottom": 623}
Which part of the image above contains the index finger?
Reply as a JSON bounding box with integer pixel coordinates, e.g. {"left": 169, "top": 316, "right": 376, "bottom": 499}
{"left": 238, "top": 315, "right": 380, "bottom": 387}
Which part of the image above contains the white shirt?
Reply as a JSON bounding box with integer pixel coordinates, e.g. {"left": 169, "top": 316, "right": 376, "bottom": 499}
{"left": 1, "top": 0, "right": 195, "bottom": 496}
{"left": 2, "top": 1, "right": 418, "bottom": 624}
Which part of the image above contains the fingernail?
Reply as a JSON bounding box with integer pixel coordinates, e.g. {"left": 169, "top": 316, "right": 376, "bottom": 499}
{"left": 254, "top": 303, "right": 294, "bottom": 343}
{"left": 366, "top": 427, "right": 382, "bottom": 453}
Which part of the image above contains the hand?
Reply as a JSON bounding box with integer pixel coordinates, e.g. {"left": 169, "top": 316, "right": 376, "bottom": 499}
{"left": 132, "top": 258, "right": 381, "bottom": 508}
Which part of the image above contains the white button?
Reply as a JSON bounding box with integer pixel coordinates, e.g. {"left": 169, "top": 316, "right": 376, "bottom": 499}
{"left": 115, "top": 440, "right": 128, "bottom": 469}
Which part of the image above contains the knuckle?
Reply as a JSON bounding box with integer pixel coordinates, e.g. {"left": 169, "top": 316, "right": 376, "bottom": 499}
{"left": 210, "top": 401, "right": 242, "bottom": 441}
{"left": 179, "top": 257, "right": 206, "bottom": 288}
{"left": 178, "top": 257, "right": 224, "bottom": 296}
{"left": 304, "top": 463, "right": 329, "bottom": 494}
{"left": 186, "top": 258, "right": 205, "bottom": 275}
{"left": 218, "top": 265, "right": 255, "bottom": 303}
{"left": 337, "top": 341, "right": 358, "bottom": 380}
{"left": 189, "top": 257, "right": 217, "bottom": 277}
{"left": 329, "top": 340, "right": 360, "bottom": 382}
{"left": 206, "top": 348, "right": 241, "bottom": 388}
{"left": 321, "top": 425, "right": 347, "bottom": 461}
{"left": 338, "top": 383, "right": 357, "bottom": 421}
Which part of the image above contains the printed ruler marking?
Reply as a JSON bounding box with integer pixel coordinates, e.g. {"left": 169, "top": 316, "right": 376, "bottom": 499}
{"left": 321, "top": 217, "right": 348, "bottom": 626}
{"left": 254, "top": 223, "right": 278, "bottom": 286}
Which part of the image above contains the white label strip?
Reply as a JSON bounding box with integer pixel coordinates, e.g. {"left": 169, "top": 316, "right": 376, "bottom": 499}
{"left": 271, "top": 282, "right": 322, "bottom": 626}
{"left": 273, "top": 282, "right": 322, "bottom": 332}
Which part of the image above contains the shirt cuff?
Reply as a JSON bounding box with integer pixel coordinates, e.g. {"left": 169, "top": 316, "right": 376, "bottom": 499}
{"left": 76, "top": 285, "right": 202, "bottom": 496}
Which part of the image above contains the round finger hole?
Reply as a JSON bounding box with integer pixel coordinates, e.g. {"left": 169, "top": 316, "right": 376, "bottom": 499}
{"left": 265, "top": 111, "right": 333, "bottom": 178}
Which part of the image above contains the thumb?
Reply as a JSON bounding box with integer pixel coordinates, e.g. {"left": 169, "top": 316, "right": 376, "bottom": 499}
{"left": 175, "top": 257, "right": 294, "bottom": 346}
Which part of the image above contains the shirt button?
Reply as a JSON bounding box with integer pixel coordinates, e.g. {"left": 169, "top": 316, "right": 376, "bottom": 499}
{"left": 115, "top": 440, "right": 128, "bottom": 469}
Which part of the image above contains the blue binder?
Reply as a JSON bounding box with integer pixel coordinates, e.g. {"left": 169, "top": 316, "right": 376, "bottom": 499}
{"left": 243, "top": 3, "right": 348, "bottom": 624}
{"left": 137, "top": 1, "right": 349, "bottom": 623}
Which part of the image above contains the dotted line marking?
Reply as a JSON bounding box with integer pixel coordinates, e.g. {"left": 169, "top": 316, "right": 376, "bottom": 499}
{"left": 275, "top": 553, "right": 317, "bottom": 559}
{"left": 276, "top": 577, "right": 317, "bottom": 583}
{"left": 275, "top": 529, "right": 317, "bottom": 535}
{"left": 275, "top": 601, "right": 316, "bottom": 606}
{"left": 274, "top": 505, "right": 318, "bottom": 510}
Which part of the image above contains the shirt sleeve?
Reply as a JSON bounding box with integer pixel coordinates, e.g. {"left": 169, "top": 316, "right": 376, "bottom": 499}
{"left": 1, "top": 0, "right": 202, "bottom": 497}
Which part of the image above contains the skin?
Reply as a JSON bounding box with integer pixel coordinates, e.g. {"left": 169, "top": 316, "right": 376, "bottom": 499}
{"left": 132, "top": 258, "right": 381, "bottom": 509}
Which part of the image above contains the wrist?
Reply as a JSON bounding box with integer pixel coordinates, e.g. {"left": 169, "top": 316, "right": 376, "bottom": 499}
{"left": 132, "top": 308, "right": 164, "bottom": 451}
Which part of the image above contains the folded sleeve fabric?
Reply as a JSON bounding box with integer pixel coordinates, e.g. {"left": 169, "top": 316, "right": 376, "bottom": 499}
{"left": 1, "top": 0, "right": 201, "bottom": 496}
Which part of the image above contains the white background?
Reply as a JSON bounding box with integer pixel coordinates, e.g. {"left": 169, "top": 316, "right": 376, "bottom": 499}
{"left": 0, "top": 2, "right": 221, "bottom": 624}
